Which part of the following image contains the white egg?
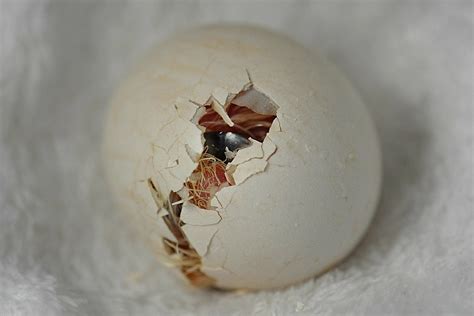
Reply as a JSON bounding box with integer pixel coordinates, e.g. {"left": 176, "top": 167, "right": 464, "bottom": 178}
{"left": 103, "top": 25, "right": 382, "bottom": 290}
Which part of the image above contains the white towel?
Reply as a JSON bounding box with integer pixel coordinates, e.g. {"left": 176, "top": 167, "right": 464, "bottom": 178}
{"left": 1, "top": 1, "right": 472, "bottom": 314}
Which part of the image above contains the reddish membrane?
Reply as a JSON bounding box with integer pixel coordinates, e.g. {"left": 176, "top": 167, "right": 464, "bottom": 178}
{"left": 185, "top": 154, "right": 233, "bottom": 209}
{"left": 198, "top": 103, "right": 276, "bottom": 143}
{"left": 185, "top": 102, "right": 276, "bottom": 209}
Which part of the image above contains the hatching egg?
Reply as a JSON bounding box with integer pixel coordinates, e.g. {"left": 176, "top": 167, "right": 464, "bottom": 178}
{"left": 102, "top": 25, "right": 382, "bottom": 290}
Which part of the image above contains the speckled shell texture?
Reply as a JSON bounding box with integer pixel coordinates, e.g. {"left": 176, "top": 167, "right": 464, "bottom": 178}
{"left": 103, "top": 25, "right": 382, "bottom": 290}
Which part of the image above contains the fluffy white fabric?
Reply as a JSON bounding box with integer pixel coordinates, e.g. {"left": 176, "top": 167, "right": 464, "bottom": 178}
{"left": 1, "top": 1, "right": 472, "bottom": 315}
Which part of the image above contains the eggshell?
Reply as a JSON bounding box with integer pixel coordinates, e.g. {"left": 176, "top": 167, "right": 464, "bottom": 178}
{"left": 103, "top": 25, "right": 382, "bottom": 290}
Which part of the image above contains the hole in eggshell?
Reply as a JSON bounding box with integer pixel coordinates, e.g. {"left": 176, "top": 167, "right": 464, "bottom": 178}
{"left": 185, "top": 85, "right": 277, "bottom": 209}
{"left": 150, "top": 82, "right": 278, "bottom": 288}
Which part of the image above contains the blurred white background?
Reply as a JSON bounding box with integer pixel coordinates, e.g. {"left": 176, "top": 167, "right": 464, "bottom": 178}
{"left": 1, "top": 1, "right": 472, "bottom": 315}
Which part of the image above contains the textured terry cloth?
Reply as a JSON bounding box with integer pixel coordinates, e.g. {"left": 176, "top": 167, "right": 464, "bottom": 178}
{"left": 0, "top": 1, "right": 472, "bottom": 315}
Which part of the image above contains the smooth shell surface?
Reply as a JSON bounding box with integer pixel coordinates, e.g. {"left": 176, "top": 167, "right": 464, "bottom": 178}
{"left": 103, "top": 25, "right": 382, "bottom": 290}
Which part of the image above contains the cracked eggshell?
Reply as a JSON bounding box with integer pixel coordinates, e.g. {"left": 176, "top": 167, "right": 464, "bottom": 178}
{"left": 103, "top": 25, "right": 382, "bottom": 290}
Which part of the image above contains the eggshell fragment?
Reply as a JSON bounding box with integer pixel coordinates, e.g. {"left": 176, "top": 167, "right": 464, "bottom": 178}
{"left": 228, "top": 139, "right": 263, "bottom": 166}
{"left": 210, "top": 99, "right": 234, "bottom": 127}
{"left": 181, "top": 225, "right": 218, "bottom": 257}
{"left": 180, "top": 202, "right": 221, "bottom": 226}
{"left": 103, "top": 25, "right": 382, "bottom": 290}
{"left": 230, "top": 159, "right": 268, "bottom": 185}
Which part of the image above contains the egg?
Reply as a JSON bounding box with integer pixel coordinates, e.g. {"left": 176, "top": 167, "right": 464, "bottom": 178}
{"left": 102, "top": 25, "right": 382, "bottom": 290}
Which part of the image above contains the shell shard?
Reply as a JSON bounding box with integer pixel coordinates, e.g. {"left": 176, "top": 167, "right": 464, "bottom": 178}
{"left": 180, "top": 202, "right": 221, "bottom": 226}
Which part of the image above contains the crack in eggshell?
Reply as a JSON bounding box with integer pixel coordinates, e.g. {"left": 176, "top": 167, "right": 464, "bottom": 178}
{"left": 150, "top": 77, "right": 281, "bottom": 287}
{"left": 226, "top": 135, "right": 277, "bottom": 185}
{"left": 228, "top": 159, "right": 268, "bottom": 185}
{"left": 192, "top": 83, "right": 218, "bottom": 105}
{"left": 152, "top": 99, "right": 203, "bottom": 193}
{"left": 232, "top": 85, "right": 278, "bottom": 116}
{"left": 212, "top": 184, "right": 239, "bottom": 212}
{"left": 174, "top": 97, "right": 198, "bottom": 120}
{"left": 212, "top": 87, "right": 229, "bottom": 105}
{"left": 262, "top": 136, "right": 278, "bottom": 160}
{"left": 210, "top": 196, "right": 223, "bottom": 209}
{"left": 181, "top": 225, "right": 219, "bottom": 257}
{"left": 167, "top": 143, "right": 199, "bottom": 184}
{"left": 180, "top": 202, "right": 222, "bottom": 226}
{"left": 227, "top": 139, "right": 264, "bottom": 165}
